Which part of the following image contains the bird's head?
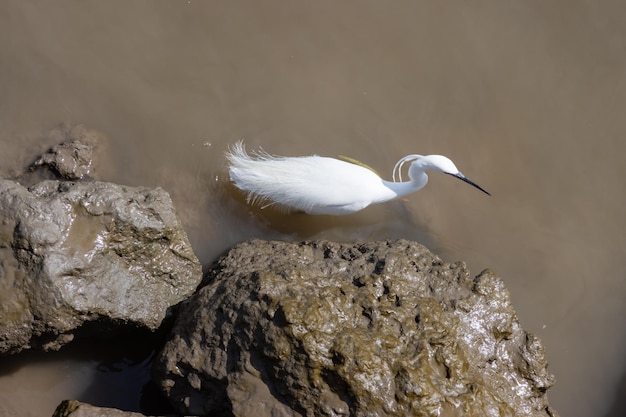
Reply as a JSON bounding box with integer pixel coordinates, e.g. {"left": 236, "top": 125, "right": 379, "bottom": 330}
{"left": 418, "top": 155, "right": 491, "bottom": 196}
{"left": 420, "top": 155, "right": 460, "bottom": 175}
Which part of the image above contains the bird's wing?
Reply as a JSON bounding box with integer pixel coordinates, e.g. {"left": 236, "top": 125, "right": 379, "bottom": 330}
{"left": 337, "top": 155, "right": 380, "bottom": 176}
{"left": 229, "top": 153, "right": 383, "bottom": 213}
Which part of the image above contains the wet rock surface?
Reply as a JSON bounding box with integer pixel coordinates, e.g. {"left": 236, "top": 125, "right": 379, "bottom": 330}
{"left": 52, "top": 400, "right": 147, "bottom": 417}
{"left": 37, "top": 125, "right": 105, "bottom": 179}
{"left": 0, "top": 178, "right": 202, "bottom": 354}
{"left": 154, "top": 239, "right": 559, "bottom": 417}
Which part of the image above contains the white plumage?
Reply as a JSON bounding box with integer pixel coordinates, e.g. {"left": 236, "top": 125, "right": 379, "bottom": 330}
{"left": 226, "top": 141, "right": 489, "bottom": 215}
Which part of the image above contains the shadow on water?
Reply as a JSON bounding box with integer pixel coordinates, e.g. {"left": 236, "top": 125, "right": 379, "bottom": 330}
{"left": 0, "top": 334, "right": 173, "bottom": 416}
{"left": 604, "top": 372, "right": 626, "bottom": 417}
{"left": 226, "top": 177, "right": 440, "bottom": 248}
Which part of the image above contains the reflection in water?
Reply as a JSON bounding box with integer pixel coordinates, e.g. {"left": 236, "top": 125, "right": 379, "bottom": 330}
{"left": 1, "top": 1, "right": 625, "bottom": 416}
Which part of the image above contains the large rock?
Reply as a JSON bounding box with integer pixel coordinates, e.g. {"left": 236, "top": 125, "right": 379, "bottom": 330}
{"left": 154, "top": 240, "right": 558, "bottom": 417}
{"left": 0, "top": 179, "right": 202, "bottom": 354}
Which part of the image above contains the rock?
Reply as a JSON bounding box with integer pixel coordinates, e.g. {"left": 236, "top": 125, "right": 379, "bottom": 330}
{"left": 52, "top": 400, "right": 147, "bottom": 417}
{"left": 0, "top": 179, "right": 202, "bottom": 354}
{"left": 29, "top": 124, "right": 103, "bottom": 181}
{"left": 154, "top": 239, "right": 559, "bottom": 417}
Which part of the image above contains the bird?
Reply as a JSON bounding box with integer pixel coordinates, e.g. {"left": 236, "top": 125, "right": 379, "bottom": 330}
{"left": 226, "top": 141, "right": 490, "bottom": 216}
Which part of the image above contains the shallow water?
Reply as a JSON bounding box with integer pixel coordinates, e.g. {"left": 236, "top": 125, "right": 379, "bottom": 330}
{"left": 1, "top": 1, "right": 625, "bottom": 416}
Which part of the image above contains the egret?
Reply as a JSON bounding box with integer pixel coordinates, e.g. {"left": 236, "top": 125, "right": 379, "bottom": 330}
{"left": 226, "top": 141, "right": 490, "bottom": 215}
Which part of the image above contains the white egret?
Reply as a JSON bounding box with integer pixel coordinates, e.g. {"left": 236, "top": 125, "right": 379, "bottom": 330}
{"left": 226, "top": 141, "right": 490, "bottom": 215}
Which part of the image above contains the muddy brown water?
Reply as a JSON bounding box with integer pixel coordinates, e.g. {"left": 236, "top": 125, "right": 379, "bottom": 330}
{"left": 1, "top": 2, "right": 625, "bottom": 416}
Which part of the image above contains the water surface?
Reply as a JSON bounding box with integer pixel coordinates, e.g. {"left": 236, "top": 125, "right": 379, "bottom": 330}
{"left": 1, "top": 2, "right": 625, "bottom": 416}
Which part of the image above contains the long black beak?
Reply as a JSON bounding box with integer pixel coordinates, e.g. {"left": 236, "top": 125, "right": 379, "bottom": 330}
{"left": 449, "top": 172, "right": 491, "bottom": 196}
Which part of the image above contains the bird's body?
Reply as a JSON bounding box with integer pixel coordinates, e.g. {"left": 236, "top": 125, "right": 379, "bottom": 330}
{"left": 226, "top": 142, "right": 489, "bottom": 215}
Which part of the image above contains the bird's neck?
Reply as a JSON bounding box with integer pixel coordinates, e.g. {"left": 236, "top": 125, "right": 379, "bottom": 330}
{"left": 380, "top": 174, "right": 428, "bottom": 202}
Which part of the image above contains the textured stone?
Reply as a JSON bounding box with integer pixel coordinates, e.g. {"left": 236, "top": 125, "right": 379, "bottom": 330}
{"left": 29, "top": 124, "right": 102, "bottom": 181}
{"left": 52, "top": 400, "right": 147, "bottom": 417}
{"left": 0, "top": 179, "right": 202, "bottom": 354}
{"left": 154, "top": 239, "right": 558, "bottom": 417}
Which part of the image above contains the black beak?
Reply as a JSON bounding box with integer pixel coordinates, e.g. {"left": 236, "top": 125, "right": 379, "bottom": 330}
{"left": 449, "top": 173, "right": 491, "bottom": 196}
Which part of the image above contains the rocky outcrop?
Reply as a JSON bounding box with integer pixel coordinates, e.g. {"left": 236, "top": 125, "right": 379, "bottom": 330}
{"left": 0, "top": 179, "right": 202, "bottom": 354}
{"left": 154, "top": 239, "right": 558, "bottom": 417}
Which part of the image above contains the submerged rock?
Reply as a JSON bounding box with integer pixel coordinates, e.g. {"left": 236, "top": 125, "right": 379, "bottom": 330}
{"left": 0, "top": 179, "right": 202, "bottom": 354}
{"left": 28, "top": 124, "right": 103, "bottom": 181}
{"left": 154, "top": 239, "right": 558, "bottom": 417}
{"left": 52, "top": 400, "right": 147, "bottom": 417}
